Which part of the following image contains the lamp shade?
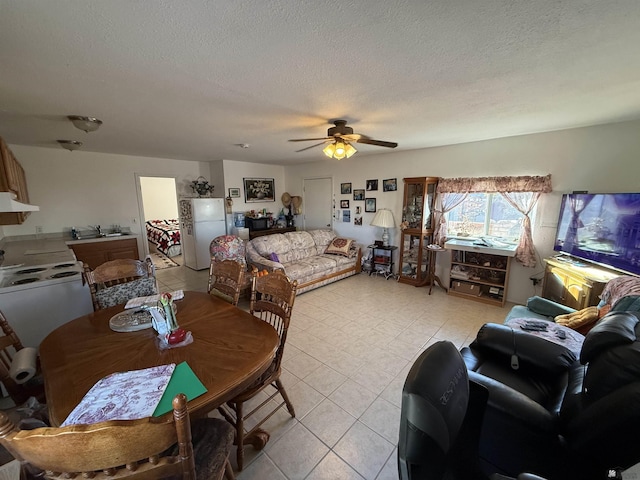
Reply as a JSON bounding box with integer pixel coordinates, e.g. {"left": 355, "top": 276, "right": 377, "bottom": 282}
{"left": 370, "top": 209, "right": 395, "bottom": 228}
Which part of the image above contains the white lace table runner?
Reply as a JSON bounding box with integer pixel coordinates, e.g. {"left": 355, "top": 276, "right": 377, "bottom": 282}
{"left": 61, "top": 364, "right": 176, "bottom": 426}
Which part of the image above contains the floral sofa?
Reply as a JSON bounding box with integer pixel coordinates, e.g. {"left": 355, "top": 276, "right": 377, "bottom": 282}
{"left": 245, "top": 229, "right": 361, "bottom": 294}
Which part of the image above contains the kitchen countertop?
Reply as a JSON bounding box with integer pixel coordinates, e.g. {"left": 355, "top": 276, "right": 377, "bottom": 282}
{"left": 0, "top": 234, "right": 139, "bottom": 268}
{"left": 0, "top": 238, "right": 76, "bottom": 268}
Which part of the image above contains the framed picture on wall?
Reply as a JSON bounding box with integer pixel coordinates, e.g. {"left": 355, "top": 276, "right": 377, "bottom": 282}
{"left": 353, "top": 189, "right": 365, "bottom": 201}
{"left": 341, "top": 183, "right": 352, "bottom": 194}
{"left": 365, "top": 198, "right": 377, "bottom": 212}
{"left": 366, "top": 179, "right": 378, "bottom": 191}
{"left": 244, "top": 178, "right": 275, "bottom": 202}
{"left": 228, "top": 187, "right": 240, "bottom": 198}
{"left": 354, "top": 216, "right": 363, "bottom": 226}
{"left": 383, "top": 178, "right": 397, "bottom": 192}
{"left": 340, "top": 200, "right": 349, "bottom": 209}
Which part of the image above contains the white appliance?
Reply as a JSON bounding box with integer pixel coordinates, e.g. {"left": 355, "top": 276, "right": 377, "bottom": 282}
{"left": 0, "top": 261, "right": 93, "bottom": 348}
{"left": 179, "top": 198, "right": 227, "bottom": 270}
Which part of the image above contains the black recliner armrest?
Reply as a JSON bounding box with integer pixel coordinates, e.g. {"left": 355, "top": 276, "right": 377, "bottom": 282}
{"left": 471, "top": 323, "right": 577, "bottom": 375}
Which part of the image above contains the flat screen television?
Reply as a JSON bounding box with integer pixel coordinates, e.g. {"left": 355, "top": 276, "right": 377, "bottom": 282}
{"left": 553, "top": 193, "right": 640, "bottom": 276}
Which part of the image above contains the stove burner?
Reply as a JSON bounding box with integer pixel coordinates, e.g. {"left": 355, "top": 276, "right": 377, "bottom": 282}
{"left": 11, "top": 277, "right": 40, "bottom": 285}
{"left": 15, "top": 267, "right": 46, "bottom": 275}
{"left": 52, "top": 263, "right": 76, "bottom": 269}
{"left": 49, "top": 271, "right": 80, "bottom": 279}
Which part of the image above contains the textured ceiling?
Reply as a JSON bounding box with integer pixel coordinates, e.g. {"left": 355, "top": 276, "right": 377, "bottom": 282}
{"left": 1, "top": 1, "right": 639, "bottom": 165}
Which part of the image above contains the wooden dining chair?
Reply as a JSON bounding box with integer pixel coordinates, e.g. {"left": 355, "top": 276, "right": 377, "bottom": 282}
{"left": 83, "top": 257, "right": 157, "bottom": 310}
{"left": 0, "top": 393, "right": 236, "bottom": 480}
{"left": 0, "top": 310, "right": 45, "bottom": 406}
{"left": 208, "top": 235, "right": 252, "bottom": 299}
{"left": 218, "top": 269, "right": 298, "bottom": 470}
{"left": 207, "top": 259, "right": 247, "bottom": 306}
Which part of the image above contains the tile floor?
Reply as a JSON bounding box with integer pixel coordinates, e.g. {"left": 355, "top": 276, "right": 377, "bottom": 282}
{"left": 155, "top": 263, "right": 510, "bottom": 480}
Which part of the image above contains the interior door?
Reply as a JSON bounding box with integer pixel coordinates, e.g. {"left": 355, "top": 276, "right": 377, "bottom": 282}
{"left": 303, "top": 177, "right": 333, "bottom": 230}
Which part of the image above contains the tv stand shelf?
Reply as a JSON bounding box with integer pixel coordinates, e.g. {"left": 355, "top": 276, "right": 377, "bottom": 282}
{"left": 541, "top": 256, "right": 620, "bottom": 310}
{"left": 444, "top": 239, "right": 517, "bottom": 307}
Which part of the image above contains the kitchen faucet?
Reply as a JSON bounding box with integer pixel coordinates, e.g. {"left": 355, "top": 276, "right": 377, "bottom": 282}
{"left": 90, "top": 225, "right": 102, "bottom": 236}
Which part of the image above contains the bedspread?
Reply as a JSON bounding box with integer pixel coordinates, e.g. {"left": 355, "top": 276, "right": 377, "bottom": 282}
{"left": 146, "top": 219, "right": 181, "bottom": 257}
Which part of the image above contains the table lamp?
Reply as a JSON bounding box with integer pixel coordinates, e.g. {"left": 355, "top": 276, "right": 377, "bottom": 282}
{"left": 370, "top": 209, "right": 395, "bottom": 247}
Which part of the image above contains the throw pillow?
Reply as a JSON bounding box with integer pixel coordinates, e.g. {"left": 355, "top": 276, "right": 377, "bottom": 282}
{"left": 325, "top": 237, "right": 354, "bottom": 257}
{"left": 269, "top": 252, "right": 280, "bottom": 263}
{"left": 555, "top": 306, "right": 599, "bottom": 330}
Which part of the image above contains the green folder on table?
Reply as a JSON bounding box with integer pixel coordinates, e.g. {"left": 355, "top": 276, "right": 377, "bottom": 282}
{"left": 153, "top": 361, "right": 207, "bottom": 417}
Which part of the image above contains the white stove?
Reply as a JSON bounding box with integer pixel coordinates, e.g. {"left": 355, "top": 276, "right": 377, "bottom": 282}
{"left": 0, "top": 261, "right": 84, "bottom": 290}
{"left": 0, "top": 260, "right": 93, "bottom": 348}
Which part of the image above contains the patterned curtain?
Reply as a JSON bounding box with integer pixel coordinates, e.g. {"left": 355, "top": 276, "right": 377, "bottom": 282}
{"left": 436, "top": 174, "right": 552, "bottom": 267}
{"left": 433, "top": 193, "right": 468, "bottom": 246}
{"left": 499, "top": 192, "right": 540, "bottom": 267}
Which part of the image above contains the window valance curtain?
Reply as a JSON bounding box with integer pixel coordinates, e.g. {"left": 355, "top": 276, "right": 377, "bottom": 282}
{"left": 434, "top": 175, "right": 552, "bottom": 267}
{"left": 436, "top": 174, "right": 552, "bottom": 194}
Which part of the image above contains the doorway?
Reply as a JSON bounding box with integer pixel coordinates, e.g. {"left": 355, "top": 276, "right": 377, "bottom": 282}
{"left": 136, "top": 175, "right": 181, "bottom": 264}
{"left": 303, "top": 177, "right": 333, "bottom": 230}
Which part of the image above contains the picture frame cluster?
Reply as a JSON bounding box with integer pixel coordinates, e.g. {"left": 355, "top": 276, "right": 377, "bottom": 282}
{"left": 338, "top": 178, "right": 397, "bottom": 224}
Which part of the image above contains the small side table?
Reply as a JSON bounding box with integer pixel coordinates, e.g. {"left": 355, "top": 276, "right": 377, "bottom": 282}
{"left": 368, "top": 245, "right": 398, "bottom": 280}
{"left": 426, "top": 245, "right": 447, "bottom": 294}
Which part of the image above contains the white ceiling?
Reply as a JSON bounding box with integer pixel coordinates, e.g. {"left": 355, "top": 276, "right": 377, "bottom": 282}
{"left": 1, "top": 1, "right": 639, "bottom": 165}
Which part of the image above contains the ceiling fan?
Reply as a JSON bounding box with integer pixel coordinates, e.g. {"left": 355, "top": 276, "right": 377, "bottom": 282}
{"left": 289, "top": 120, "right": 398, "bottom": 159}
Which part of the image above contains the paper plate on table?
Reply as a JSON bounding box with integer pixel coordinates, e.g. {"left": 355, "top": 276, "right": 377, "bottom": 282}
{"left": 109, "top": 310, "right": 153, "bottom": 332}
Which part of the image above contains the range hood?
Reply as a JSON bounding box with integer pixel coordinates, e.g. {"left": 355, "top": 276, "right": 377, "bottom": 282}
{"left": 0, "top": 192, "right": 40, "bottom": 212}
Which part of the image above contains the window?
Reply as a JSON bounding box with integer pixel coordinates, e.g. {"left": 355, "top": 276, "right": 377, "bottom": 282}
{"left": 446, "top": 193, "right": 526, "bottom": 241}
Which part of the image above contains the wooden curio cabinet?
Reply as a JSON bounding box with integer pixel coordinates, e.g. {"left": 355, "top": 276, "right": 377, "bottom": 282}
{"left": 398, "top": 177, "right": 439, "bottom": 286}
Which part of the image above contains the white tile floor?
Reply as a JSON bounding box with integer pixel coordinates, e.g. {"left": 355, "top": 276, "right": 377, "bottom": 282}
{"left": 155, "top": 263, "right": 510, "bottom": 480}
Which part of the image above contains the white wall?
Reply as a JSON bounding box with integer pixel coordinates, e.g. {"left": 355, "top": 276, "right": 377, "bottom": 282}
{"left": 3, "top": 146, "right": 212, "bottom": 256}
{"left": 139, "top": 177, "right": 179, "bottom": 220}
{"left": 285, "top": 119, "right": 640, "bottom": 304}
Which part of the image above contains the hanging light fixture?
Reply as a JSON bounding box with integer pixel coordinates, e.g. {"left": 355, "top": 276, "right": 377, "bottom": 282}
{"left": 57, "top": 140, "right": 83, "bottom": 151}
{"left": 323, "top": 139, "right": 357, "bottom": 160}
{"left": 67, "top": 115, "right": 103, "bottom": 133}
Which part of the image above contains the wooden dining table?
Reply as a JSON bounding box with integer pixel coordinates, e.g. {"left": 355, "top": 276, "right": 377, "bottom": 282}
{"left": 39, "top": 291, "right": 279, "bottom": 427}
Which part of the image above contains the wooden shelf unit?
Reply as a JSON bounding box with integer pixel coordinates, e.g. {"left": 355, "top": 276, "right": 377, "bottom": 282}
{"left": 445, "top": 239, "right": 517, "bottom": 307}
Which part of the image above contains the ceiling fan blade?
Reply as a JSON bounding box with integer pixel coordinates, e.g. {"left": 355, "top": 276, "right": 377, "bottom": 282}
{"left": 356, "top": 137, "right": 398, "bottom": 148}
{"left": 288, "top": 137, "right": 331, "bottom": 142}
{"left": 295, "top": 141, "right": 328, "bottom": 153}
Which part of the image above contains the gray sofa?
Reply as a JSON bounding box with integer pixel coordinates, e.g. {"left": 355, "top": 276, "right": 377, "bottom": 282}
{"left": 245, "top": 229, "right": 361, "bottom": 294}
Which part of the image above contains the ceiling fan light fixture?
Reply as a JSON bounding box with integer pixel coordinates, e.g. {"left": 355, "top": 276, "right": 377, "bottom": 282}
{"left": 344, "top": 142, "right": 357, "bottom": 158}
{"left": 57, "top": 140, "right": 83, "bottom": 151}
{"left": 323, "top": 143, "right": 336, "bottom": 158}
{"left": 67, "top": 115, "right": 103, "bottom": 133}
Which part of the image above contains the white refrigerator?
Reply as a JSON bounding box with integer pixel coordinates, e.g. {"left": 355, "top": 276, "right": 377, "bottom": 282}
{"left": 179, "top": 198, "right": 227, "bottom": 270}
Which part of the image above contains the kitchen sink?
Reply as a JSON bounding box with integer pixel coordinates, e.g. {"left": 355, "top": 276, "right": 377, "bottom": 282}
{"left": 74, "top": 232, "right": 129, "bottom": 240}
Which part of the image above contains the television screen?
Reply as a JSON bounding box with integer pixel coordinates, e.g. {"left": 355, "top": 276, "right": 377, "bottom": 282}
{"left": 554, "top": 193, "right": 640, "bottom": 276}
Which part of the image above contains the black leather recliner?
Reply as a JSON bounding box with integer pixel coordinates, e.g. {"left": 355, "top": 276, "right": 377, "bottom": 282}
{"left": 461, "top": 310, "right": 640, "bottom": 480}
{"left": 398, "top": 340, "right": 547, "bottom": 480}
